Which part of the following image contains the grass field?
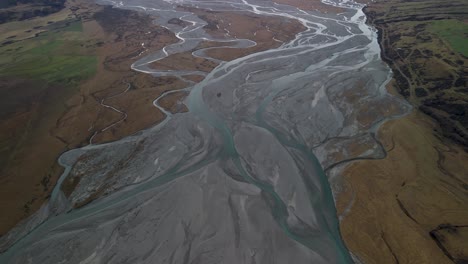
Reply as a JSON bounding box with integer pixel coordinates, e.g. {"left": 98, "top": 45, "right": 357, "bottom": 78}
{"left": 65, "top": 20, "right": 83, "bottom": 32}
{"left": 0, "top": 19, "right": 96, "bottom": 84}
{"left": 430, "top": 19, "right": 468, "bottom": 57}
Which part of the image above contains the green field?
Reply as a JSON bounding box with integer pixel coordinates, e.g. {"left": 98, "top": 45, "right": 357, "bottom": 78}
{"left": 0, "top": 19, "right": 96, "bottom": 84}
{"left": 65, "top": 20, "right": 83, "bottom": 32}
{"left": 5, "top": 55, "right": 96, "bottom": 84}
{"left": 430, "top": 19, "right": 468, "bottom": 57}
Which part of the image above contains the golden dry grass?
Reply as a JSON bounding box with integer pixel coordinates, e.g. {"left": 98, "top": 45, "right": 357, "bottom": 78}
{"left": 337, "top": 109, "right": 468, "bottom": 264}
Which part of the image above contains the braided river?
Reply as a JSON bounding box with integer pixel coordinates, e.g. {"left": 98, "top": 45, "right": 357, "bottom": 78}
{"left": 0, "top": 0, "right": 411, "bottom": 263}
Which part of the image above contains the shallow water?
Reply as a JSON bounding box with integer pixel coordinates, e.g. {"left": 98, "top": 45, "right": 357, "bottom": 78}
{"left": 0, "top": 0, "right": 410, "bottom": 263}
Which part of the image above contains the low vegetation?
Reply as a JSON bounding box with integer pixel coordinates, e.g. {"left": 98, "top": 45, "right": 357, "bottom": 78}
{"left": 0, "top": 19, "right": 96, "bottom": 83}
{"left": 430, "top": 19, "right": 468, "bottom": 57}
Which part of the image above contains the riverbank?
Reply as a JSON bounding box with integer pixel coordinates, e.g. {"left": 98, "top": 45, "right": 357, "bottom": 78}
{"left": 337, "top": 0, "right": 468, "bottom": 262}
